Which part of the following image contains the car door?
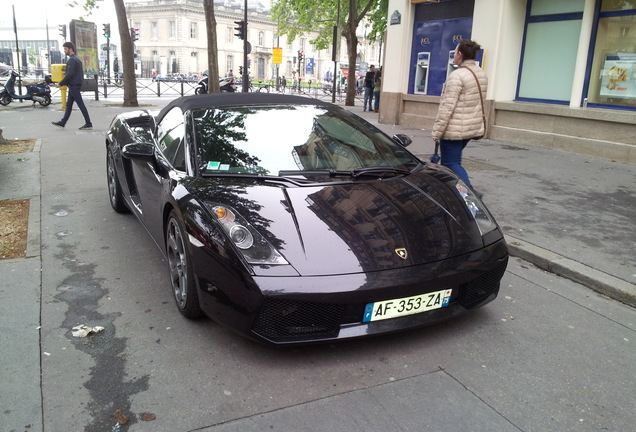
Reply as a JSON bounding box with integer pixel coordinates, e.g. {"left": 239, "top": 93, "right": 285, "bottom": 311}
{"left": 134, "top": 106, "right": 187, "bottom": 245}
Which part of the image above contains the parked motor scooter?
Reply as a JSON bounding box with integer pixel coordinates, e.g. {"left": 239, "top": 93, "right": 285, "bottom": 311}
{"left": 195, "top": 74, "right": 236, "bottom": 94}
{"left": 0, "top": 70, "right": 52, "bottom": 106}
{"left": 220, "top": 76, "right": 236, "bottom": 93}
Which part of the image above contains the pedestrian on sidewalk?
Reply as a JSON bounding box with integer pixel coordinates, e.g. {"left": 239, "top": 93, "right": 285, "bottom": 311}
{"left": 373, "top": 68, "right": 382, "bottom": 112}
{"left": 432, "top": 39, "right": 487, "bottom": 189}
{"left": 113, "top": 57, "right": 120, "bottom": 84}
{"left": 51, "top": 41, "right": 93, "bottom": 130}
{"left": 363, "top": 65, "right": 375, "bottom": 111}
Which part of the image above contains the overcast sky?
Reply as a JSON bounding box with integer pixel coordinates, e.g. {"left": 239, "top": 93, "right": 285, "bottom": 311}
{"left": 3, "top": 0, "right": 118, "bottom": 28}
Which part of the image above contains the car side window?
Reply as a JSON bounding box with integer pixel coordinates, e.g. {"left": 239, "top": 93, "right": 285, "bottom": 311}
{"left": 157, "top": 107, "right": 186, "bottom": 172}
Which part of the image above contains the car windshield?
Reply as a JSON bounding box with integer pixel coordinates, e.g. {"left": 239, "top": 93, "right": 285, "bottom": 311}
{"left": 191, "top": 104, "right": 418, "bottom": 176}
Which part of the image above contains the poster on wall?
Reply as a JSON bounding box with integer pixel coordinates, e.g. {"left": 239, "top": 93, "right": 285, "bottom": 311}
{"left": 599, "top": 53, "right": 636, "bottom": 99}
{"left": 69, "top": 20, "right": 99, "bottom": 75}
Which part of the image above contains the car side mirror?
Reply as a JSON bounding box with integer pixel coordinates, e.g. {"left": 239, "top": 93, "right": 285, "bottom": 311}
{"left": 122, "top": 142, "right": 156, "bottom": 162}
{"left": 392, "top": 134, "right": 412, "bottom": 147}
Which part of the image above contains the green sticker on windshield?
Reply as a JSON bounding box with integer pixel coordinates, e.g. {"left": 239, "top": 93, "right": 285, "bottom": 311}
{"left": 206, "top": 161, "right": 221, "bottom": 170}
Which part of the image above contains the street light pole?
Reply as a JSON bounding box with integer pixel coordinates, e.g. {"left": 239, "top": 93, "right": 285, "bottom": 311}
{"left": 331, "top": 0, "right": 340, "bottom": 103}
{"left": 242, "top": 0, "right": 249, "bottom": 92}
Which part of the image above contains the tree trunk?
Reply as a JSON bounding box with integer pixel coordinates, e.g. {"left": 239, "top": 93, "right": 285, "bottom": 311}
{"left": 114, "top": 0, "right": 138, "bottom": 106}
{"left": 203, "top": 0, "right": 220, "bottom": 93}
{"left": 343, "top": 0, "right": 359, "bottom": 106}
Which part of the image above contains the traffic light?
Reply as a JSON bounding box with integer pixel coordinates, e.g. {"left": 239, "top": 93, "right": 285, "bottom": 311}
{"left": 103, "top": 24, "right": 111, "bottom": 38}
{"left": 59, "top": 24, "right": 67, "bottom": 38}
{"left": 298, "top": 50, "right": 304, "bottom": 64}
{"left": 239, "top": 66, "right": 243, "bottom": 75}
{"left": 234, "top": 20, "right": 245, "bottom": 40}
{"left": 131, "top": 28, "right": 139, "bottom": 42}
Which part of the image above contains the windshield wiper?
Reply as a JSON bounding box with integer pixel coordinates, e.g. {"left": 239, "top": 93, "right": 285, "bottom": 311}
{"left": 350, "top": 166, "right": 411, "bottom": 178}
{"left": 278, "top": 169, "right": 352, "bottom": 177}
{"left": 278, "top": 167, "right": 411, "bottom": 178}
{"left": 200, "top": 171, "right": 317, "bottom": 186}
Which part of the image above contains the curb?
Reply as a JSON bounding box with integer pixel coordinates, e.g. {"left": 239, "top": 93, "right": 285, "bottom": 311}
{"left": 505, "top": 235, "right": 636, "bottom": 308}
{"left": 26, "top": 139, "right": 41, "bottom": 259}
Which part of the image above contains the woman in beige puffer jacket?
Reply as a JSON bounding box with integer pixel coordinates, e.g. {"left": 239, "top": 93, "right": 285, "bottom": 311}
{"left": 432, "top": 39, "right": 487, "bottom": 188}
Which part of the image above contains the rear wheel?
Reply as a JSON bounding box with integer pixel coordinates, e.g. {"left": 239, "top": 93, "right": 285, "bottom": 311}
{"left": 0, "top": 93, "right": 11, "bottom": 106}
{"left": 106, "top": 146, "right": 129, "bottom": 213}
{"left": 38, "top": 95, "right": 51, "bottom": 106}
{"left": 166, "top": 211, "right": 202, "bottom": 319}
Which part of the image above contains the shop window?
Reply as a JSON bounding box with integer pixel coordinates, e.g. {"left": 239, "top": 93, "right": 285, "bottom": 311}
{"left": 516, "top": 2, "right": 584, "bottom": 103}
{"left": 601, "top": 0, "right": 636, "bottom": 12}
{"left": 408, "top": 0, "right": 475, "bottom": 96}
{"left": 586, "top": 3, "right": 636, "bottom": 108}
{"left": 530, "top": 0, "right": 586, "bottom": 15}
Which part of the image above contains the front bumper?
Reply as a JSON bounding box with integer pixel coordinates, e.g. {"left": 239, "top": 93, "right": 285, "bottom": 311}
{"left": 248, "top": 239, "right": 508, "bottom": 344}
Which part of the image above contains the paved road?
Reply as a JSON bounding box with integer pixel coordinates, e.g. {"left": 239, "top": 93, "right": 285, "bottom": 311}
{"left": 0, "top": 98, "right": 634, "bottom": 432}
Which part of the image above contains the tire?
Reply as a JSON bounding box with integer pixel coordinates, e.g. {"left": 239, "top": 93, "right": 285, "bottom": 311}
{"left": 166, "top": 211, "right": 202, "bottom": 319}
{"left": 106, "top": 146, "right": 129, "bottom": 213}
{"left": 195, "top": 85, "right": 205, "bottom": 95}
{"left": 0, "top": 93, "right": 11, "bottom": 106}
{"left": 38, "top": 95, "right": 51, "bottom": 107}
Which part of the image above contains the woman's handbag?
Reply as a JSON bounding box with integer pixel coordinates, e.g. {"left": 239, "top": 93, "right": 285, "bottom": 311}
{"left": 430, "top": 140, "right": 441, "bottom": 163}
{"left": 461, "top": 65, "right": 486, "bottom": 140}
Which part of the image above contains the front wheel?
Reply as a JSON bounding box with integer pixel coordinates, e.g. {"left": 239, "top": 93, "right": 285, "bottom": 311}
{"left": 106, "top": 146, "right": 129, "bottom": 213}
{"left": 38, "top": 95, "right": 51, "bottom": 107}
{"left": 166, "top": 211, "right": 202, "bottom": 319}
{"left": 195, "top": 85, "right": 205, "bottom": 95}
{"left": 0, "top": 93, "right": 11, "bottom": 106}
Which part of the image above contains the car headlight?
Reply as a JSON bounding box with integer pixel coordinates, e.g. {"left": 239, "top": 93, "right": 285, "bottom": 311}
{"left": 455, "top": 181, "right": 497, "bottom": 236}
{"left": 209, "top": 204, "right": 288, "bottom": 265}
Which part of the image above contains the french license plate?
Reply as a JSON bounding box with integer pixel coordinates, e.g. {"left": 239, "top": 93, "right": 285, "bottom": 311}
{"left": 362, "top": 289, "right": 452, "bottom": 323}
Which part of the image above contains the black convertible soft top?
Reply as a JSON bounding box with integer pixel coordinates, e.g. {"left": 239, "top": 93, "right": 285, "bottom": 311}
{"left": 156, "top": 92, "right": 334, "bottom": 124}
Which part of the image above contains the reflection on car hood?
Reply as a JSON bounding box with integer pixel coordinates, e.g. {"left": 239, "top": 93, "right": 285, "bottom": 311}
{"left": 193, "top": 170, "right": 486, "bottom": 277}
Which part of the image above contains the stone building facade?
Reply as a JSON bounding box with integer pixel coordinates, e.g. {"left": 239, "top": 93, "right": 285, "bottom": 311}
{"left": 125, "top": 0, "right": 383, "bottom": 82}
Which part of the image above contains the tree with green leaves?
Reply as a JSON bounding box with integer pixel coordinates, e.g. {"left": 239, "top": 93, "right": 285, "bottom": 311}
{"left": 271, "top": 0, "right": 387, "bottom": 106}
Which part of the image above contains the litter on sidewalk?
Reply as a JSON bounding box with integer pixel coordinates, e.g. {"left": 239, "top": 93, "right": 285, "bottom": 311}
{"left": 71, "top": 324, "right": 105, "bottom": 338}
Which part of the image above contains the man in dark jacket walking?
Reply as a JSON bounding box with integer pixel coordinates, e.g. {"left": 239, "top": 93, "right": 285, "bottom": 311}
{"left": 363, "top": 65, "right": 375, "bottom": 112}
{"left": 52, "top": 41, "right": 92, "bottom": 130}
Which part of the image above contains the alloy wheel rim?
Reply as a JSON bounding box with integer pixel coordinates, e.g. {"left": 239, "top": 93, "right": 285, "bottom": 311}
{"left": 107, "top": 152, "right": 117, "bottom": 204}
{"left": 167, "top": 219, "right": 187, "bottom": 308}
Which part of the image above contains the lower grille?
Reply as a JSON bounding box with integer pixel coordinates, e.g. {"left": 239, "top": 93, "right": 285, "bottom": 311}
{"left": 252, "top": 299, "right": 344, "bottom": 342}
{"left": 458, "top": 259, "right": 508, "bottom": 309}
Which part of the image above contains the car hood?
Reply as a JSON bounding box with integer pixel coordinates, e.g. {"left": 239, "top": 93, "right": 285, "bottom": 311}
{"left": 191, "top": 169, "right": 490, "bottom": 277}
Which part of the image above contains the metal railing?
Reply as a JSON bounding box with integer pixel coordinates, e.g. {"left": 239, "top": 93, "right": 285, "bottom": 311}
{"left": 36, "top": 77, "right": 364, "bottom": 103}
